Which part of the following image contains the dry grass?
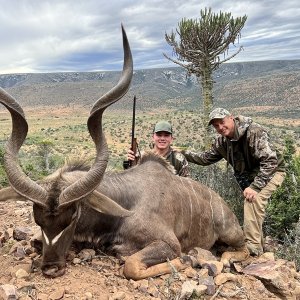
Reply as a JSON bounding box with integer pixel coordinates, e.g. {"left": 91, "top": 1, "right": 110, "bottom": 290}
{"left": 0, "top": 105, "right": 299, "bottom": 170}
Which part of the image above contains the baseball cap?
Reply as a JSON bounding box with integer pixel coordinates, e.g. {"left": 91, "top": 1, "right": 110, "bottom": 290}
{"left": 208, "top": 108, "right": 231, "bottom": 125}
{"left": 153, "top": 121, "right": 173, "bottom": 134}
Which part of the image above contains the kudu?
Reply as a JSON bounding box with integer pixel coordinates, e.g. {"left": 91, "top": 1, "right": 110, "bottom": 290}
{"left": 0, "top": 25, "right": 249, "bottom": 280}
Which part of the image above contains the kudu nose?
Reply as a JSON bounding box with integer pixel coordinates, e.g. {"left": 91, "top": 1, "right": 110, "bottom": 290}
{"left": 42, "top": 263, "right": 66, "bottom": 278}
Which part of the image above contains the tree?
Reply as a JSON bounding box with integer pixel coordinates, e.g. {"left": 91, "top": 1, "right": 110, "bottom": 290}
{"left": 164, "top": 8, "right": 247, "bottom": 138}
{"left": 37, "top": 139, "right": 54, "bottom": 172}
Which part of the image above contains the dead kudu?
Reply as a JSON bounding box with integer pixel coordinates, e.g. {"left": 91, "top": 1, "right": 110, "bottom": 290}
{"left": 0, "top": 26, "right": 249, "bottom": 280}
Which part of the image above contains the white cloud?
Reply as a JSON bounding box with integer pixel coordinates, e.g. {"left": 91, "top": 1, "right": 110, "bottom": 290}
{"left": 0, "top": 0, "right": 299, "bottom": 74}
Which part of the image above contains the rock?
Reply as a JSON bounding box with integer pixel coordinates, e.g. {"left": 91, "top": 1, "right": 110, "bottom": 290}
{"left": 179, "top": 280, "right": 206, "bottom": 299}
{"left": 200, "top": 260, "right": 224, "bottom": 276}
{"left": 196, "top": 285, "right": 208, "bottom": 296}
{"left": 254, "top": 252, "right": 275, "bottom": 264}
{"left": 10, "top": 263, "right": 32, "bottom": 277}
{"left": 78, "top": 249, "right": 96, "bottom": 262}
{"left": 147, "top": 285, "right": 159, "bottom": 298}
{"left": 84, "top": 292, "right": 93, "bottom": 299}
{"left": 183, "top": 266, "right": 198, "bottom": 278}
{"left": 14, "top": 246, "right": 27, "bottom": 258}
{"left": 214, "top": 273, "right": 238, "bottom": 286}
{"left": 13, "top": 227, "right": 32, "bottom": 241}
{"left": 137, "top": 279, "right": 149, "bottom": 293}
{"left": 129, "top": 279, "right": 139, "bottom": 289}
{"left": 233, "top": 262, "right": 243, "bottom": 273}
{"left": 37, "top": 293, "right": 48, "bottom": 300}
{"left": 242, "top": 259, "right": 298, "bottom": 298}
{"left": 0, "top": 284, "right": 18, "bottom": 300}
{"left": 180, "top": 254, "right": 199, "bottom": 267}
{"left": 188, "top": 247, "right": 217, "bottom": 264}
{"left": 108, "top": 291, "right": 126, "bottom": 300}
{"left": 48, "top": 288, "right": 65, "bottom": 300}
{"left": 238, "top": 275, "right": 280, "bottom": 299}
{"left": 7, "top": 228, "right": 14, "bottom": 238}
{"left": 30, "top": 229, "right": 43, "bottom": 253}
{"left": 17, "top": 283, "right": 36, "bottom": 295}
{"left": 15, "top": 269, "right": 30, "bottom": 279}
{"left": 198, "top": 276, "right": 215, "bottom": 295}
{"left": 73, "top": 258, "right": 81, "bottom": 264}
{"left": 197, "top": 268, "right": 209, "bottom": 277}
{"left": 179, "top": 280, "right": 198, "bottom": 299}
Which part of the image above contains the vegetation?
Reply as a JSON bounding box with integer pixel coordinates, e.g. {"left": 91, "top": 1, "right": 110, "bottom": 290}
{"left": 164, "top": 7, "right": 247, "bottom": 140}
{"left": 0, "top": 106, "right": 299, "bottom": 268}
{"left": 265, "top": 136, "right": 300, "bottom": 239}
{"left": 0, "top": 144, "right": 8, "bottom": 187}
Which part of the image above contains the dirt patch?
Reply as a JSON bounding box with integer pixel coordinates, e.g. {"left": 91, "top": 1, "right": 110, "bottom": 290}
{"left": 1, "top": 201, "right": 178, "bottom": 299}
{"left": 2, "top": 200, "right": 300, "bottom": 300}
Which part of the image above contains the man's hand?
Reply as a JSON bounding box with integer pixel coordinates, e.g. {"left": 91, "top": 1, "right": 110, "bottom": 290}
{"left": 243, "top": 187, "right": 258, "bottom": 202}
{"left": 127, "top": 149, "right": 137, "bottom": 161}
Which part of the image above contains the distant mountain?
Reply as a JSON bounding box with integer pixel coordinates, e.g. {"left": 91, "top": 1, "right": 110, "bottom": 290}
{"left": 1, "top": 60, "right": 299, "bottom": 118}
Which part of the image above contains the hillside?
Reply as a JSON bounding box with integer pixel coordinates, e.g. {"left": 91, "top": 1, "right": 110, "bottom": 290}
{"left": 0, "top": 60, "right": 299, "bottom": 119}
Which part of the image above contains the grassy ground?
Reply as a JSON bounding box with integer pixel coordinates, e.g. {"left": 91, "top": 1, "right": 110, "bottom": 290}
{"left": 0, "top": 105, "right": 299, "bottom": 173}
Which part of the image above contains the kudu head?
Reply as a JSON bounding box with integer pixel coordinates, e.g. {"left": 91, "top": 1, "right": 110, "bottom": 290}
{"left": 0, "top": 25, "right": 133, "bottom": 277}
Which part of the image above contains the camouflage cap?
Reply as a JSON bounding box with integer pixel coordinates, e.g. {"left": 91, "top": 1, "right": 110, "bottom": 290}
{"left": 153, "top": 121, "right": 173, "bottom": 134}
{"left": 208, "top": 108, "right": 231, "bottom": 125}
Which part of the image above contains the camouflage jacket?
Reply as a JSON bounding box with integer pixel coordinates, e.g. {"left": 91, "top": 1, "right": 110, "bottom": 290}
{"left": 137, "top": 147, "right": 189, "bottom": 177}
{"left": 183, "top": 116, "right": 285, "bottom": 192}
{"left": 164, "top": 147, "right": 190, "bottom": 177}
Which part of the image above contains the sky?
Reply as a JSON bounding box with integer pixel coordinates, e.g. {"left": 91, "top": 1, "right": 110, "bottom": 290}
{"left": 0, "top": 0, "right": 299, "bottom": 74}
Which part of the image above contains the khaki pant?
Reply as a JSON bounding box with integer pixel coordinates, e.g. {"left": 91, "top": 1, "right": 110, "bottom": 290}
{"left": 243, "top": 171, "right": 286, "bottom": 252}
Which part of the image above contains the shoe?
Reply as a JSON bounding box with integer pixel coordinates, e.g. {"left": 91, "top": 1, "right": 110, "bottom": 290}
{"left": 246, "top": 243, "right": 263, "bottom": 256}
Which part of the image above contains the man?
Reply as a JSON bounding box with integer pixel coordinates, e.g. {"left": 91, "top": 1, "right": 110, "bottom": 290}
{"left": 183, "top": 108, "right": 285, "bottom": 256}
{"left": 126, "top": 120, "right": 189, "bottom": 177}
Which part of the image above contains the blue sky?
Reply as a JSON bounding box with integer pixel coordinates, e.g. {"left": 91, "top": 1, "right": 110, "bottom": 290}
{"left": 0, "top": 0, "right": 299, "bottom": 74}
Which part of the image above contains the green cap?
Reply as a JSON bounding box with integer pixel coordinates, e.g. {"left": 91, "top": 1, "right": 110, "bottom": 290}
{"left": 208, "top": 108, "right": 231, "bottom": 125}
{"left": 153, "top": 121, "right": 173, "bottom": 134}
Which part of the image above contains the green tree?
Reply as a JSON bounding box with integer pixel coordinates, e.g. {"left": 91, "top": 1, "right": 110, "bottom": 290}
{"left": 164, "top": 8, "right": 247, "bottom": 143}
{"left": 36, "top": 139, "right": 54, "bottom": 172}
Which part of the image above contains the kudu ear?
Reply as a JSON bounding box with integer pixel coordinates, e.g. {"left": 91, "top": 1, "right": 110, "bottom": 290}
{"left": 0, "top": 186, "right": 27, "bottom": 202}
{"left": 87, "top": 190, "right": 133, "bottom": 217}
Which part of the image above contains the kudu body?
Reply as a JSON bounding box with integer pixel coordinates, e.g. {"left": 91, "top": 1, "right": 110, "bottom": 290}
{"left": 0, "top": 26, "right": 248, "bottom": 280}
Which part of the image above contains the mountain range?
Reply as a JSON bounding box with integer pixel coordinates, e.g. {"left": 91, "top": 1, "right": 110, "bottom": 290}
{"left": 0, "top": 59, "right": 299, "bottom": 119}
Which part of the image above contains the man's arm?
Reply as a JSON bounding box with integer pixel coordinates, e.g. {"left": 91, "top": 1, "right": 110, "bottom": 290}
{"left": 172, "top": 151, "right": 190, "bottom": 177}
{"left": 182, "top": 147, "right": 223, "bottom": 166}
{"left": 249, "top": 129, "right": 280, "bottom": 192}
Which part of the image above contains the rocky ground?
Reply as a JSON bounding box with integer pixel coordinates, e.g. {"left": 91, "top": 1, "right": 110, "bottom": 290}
{"left": 1, "top": 200, "right": 300, "bottom": 300}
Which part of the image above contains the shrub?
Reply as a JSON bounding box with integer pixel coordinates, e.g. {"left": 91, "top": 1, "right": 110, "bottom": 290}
{"left": 264, "top": 136, "right": 300, "bottom": 240}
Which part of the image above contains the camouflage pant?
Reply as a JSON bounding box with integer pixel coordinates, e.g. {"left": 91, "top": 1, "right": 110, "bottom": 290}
{"left": 243, "top": 171, "right": 286, "bottom": 252}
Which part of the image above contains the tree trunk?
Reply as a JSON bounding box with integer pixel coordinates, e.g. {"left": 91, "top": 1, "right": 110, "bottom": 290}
{"left": 200, "top": 64, "right": 214, "bottom": 148}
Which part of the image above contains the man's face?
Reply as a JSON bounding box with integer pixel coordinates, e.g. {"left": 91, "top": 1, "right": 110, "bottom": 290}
{"left": 152, "top": 131, "right": 173, "bottom": 150}
{"left": 211, "top": 116, "right": 235, "bottom": 138}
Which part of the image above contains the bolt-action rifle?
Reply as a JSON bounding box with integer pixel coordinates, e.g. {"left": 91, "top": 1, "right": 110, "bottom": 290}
{"left": 123, "top": 95, "right": 138, "bottom": 169}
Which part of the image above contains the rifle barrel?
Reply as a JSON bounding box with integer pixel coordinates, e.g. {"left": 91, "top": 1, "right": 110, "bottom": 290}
{"left": 131, "top": 95, "right": 136, "bottom": 150}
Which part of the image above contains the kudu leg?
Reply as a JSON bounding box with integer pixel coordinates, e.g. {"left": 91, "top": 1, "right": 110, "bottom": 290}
{"left": 123, "top": 240, "right": 186, "bottom": 280}
{"left": 220, "top": 245, "right": 250, "bottom": 267}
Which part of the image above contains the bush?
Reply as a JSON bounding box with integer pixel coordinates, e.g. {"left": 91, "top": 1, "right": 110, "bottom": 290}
{"left": 275, "top": 219, "right": 300, "bottom": 270}
{"left": 264, "top": 136, "right": 300, "bottom": 240}
{"left": 0, "top": 145, "right": 8, "bottom": 188}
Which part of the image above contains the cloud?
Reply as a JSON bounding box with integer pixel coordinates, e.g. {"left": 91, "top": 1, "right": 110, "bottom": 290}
{"left": 0, "top": 0, "right": 299, "bottom": 74}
